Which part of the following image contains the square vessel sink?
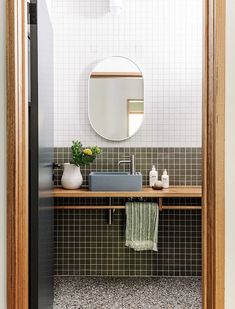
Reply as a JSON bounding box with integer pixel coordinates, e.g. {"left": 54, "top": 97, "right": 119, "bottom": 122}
{"left": 88, "top": 172, "right": 142, "bottom": 191}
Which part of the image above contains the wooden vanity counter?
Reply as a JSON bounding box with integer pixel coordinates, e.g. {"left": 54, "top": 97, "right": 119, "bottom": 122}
{"left": 53, "top": 186, "right": 202, "bottom": 198}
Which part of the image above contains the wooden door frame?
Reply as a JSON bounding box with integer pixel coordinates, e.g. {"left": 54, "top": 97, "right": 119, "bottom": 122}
{"left": 6, "top": 0, "right": 28, "bottom": 309}
{"left": 203, "top": 0, "right": 225, "bottom": 307}
{"left": 6, "top": 0, "right": 225, "bottom": 308}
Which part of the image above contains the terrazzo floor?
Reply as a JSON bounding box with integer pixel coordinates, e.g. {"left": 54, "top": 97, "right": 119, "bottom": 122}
{"left": 53, "top": 277, "right": 202, "bottom": 309}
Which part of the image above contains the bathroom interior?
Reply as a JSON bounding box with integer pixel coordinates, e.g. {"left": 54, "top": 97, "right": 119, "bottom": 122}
{"left": 28, "top": 0, "right": 203, "bottom": 308}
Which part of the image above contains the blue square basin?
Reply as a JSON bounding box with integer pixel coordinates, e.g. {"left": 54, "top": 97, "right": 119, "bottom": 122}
{"left": 88, "top": 172, "right": 142, "bottom": 191}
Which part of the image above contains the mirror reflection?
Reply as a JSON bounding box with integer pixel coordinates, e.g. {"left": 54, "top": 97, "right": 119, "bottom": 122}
{"left": 89, "top": 56, "right": 144, "bottom": 141}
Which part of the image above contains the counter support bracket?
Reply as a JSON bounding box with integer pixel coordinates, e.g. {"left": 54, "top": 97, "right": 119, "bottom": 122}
{"left": 108, "top": 197, "right": 116, "bottom": 225}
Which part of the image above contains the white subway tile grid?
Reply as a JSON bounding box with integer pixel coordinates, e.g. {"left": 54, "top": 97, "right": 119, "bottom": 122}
{"left": 51, "top": 0, "right": 202, "bottom": 148}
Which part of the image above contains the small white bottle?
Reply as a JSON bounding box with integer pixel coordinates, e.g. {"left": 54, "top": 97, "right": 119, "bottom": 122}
{"left": 161, "top": 169, "right": 169, "bottom": 188}
{"left": 149, "top": 165, "right": 158, "bottom": 187}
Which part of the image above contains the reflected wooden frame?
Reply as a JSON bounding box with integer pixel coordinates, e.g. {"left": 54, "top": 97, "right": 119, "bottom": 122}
{"left": 90, "top": 72, "right": 143, "bottom": 78}
{"left": 6, "top": 0, "right": 225, "bottom": 308}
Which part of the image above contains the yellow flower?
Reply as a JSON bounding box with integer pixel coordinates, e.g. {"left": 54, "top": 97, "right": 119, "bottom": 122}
{"left": 83, "top": 148, "right": 92, "bottom": 156}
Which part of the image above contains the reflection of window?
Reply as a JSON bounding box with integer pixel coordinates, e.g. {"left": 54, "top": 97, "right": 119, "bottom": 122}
{"left": 128, "top": 99, "right": 144, "bottom": 136}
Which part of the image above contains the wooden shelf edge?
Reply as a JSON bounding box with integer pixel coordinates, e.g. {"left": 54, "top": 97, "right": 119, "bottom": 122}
{"left": 52, "top": 186, "right": 202, "bottom": 198}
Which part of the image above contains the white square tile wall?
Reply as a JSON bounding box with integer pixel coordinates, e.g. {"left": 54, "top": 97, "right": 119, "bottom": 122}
{"left": 51, "top": 0, "right": 202, "bottom": 147}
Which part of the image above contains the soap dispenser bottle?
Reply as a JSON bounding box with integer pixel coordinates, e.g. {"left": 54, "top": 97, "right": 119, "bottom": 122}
{"left": 161, "top": 169, "right": 169, "bottom": 188}
{"left": 149, "top": 165, "right": 158, "bottom": 187}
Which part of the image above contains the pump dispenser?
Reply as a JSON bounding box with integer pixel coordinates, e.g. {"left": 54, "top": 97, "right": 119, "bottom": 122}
{"left": 161, "top": 169, "right": 169, "bottom": 188}
{"left": 149, "top": 165, "right": 158, "bottom": 187}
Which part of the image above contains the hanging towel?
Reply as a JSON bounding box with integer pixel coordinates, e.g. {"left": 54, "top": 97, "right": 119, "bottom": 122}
{"left": 125, "top": 202, "right": 159, "bottom": 251}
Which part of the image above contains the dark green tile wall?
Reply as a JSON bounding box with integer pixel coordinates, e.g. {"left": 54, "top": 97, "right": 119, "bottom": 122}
{"left": 53, "top": 147, "right": 202, "bottom": 277}
{"left": 54, "top": 147, "right": 202, "bottom": 187}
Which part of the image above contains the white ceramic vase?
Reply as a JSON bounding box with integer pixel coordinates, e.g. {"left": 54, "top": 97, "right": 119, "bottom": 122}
{"left": 61, "top": 163, "right": 83, "bottom": 189}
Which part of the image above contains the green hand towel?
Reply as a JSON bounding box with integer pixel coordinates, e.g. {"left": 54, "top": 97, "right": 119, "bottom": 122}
{"left": 125, "top": 202, "right": 159, "bottom": 251}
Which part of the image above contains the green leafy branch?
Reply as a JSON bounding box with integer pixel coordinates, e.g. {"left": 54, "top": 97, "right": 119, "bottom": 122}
{"left": 71, "top": 140, "right": 101, "bottom": 167}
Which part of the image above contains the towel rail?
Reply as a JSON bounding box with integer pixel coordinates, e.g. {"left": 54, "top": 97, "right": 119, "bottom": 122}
{"left": 54, "top": 205, "right": 202, "bottom": 210}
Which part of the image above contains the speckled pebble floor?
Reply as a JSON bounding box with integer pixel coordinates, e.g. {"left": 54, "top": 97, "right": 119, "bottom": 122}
{"left": 53, "top": 277, "right": 202, "bottom": 309}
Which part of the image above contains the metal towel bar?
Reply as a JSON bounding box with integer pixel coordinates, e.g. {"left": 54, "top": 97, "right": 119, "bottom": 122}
{"left": 54, "top": 196, "right": 202, "bottom": 224}
{"left": 54, "top": 205, "right": 201, "bottom": 210}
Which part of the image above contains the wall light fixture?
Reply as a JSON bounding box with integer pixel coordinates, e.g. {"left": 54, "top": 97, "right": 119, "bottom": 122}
{"left": 109, "top": 0, "right": 123, "bottom": 16}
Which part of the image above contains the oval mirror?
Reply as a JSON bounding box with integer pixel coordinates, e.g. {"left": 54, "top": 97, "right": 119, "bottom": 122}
{"left": 89, "top": 56, "right": 144, "bottom": 141}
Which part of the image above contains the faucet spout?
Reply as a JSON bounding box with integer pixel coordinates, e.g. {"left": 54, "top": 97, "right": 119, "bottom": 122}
{"left": 118, "top": 155, "right": 135, "bottom": 175}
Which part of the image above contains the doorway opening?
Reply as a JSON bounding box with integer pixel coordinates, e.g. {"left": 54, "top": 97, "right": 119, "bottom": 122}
{"left": 6, "top": 0, "right": 225, "bottom": 308}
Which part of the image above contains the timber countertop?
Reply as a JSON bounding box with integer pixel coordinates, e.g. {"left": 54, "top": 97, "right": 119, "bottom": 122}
{"left": 52, "top": 186, "right": 202, "bottom": 198}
